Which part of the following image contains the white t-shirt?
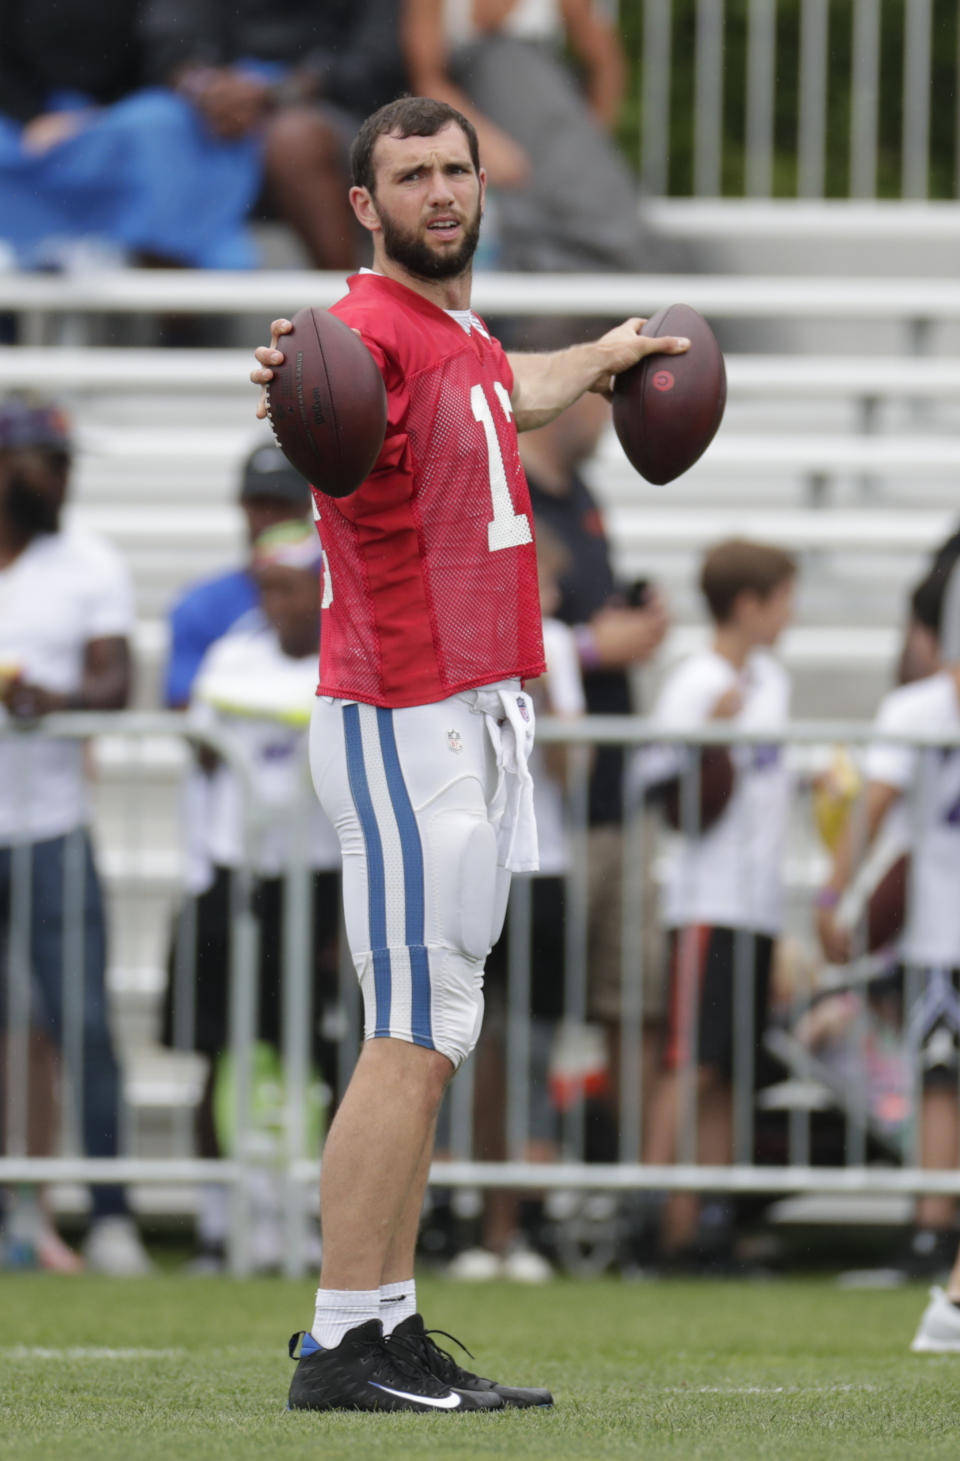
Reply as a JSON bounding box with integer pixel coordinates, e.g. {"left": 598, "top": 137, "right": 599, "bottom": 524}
{"left": 444, "top": 0, "right": 562, "bottom": 46}
{"left": 865, "top": 671, "right": 960, "bottom": 966}
{"left": 529, "top": 617, "right": 585, "bottom": 876}
{"left": 638, "top": 648, "right": 792, "bottom": 934}
{"left": 188, "top": 615, "right": 340, "bottom": 878}
{"left": 0, "top": 530, "right": 133, "bottom": 844}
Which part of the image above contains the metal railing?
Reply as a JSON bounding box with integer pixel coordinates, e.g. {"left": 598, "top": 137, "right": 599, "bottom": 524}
{"left": 3, "top": 711, "right": 960, "bottom": 1274}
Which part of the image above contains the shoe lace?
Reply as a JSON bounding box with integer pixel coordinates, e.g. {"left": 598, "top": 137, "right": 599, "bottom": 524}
{"left": 394, "top": 1325, "right": 481, "bottom": 1387}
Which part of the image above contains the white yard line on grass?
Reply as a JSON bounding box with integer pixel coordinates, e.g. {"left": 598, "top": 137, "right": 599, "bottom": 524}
{"left": 4, "top": 1346, "right": 185, "bottom": 1360}
{"left": 664, "top": 1384, "right": 880, "bottom": 1396}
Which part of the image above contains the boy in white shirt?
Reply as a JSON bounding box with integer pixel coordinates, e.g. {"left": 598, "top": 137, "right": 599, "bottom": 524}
{"left": 165, "top": 521, "right": 341, "bottom": 1271}
{"left": 818, "top": 563, "right": 960, "bottom": 1344}
{"left": 443, "top": 522, "right": 585, "bottom": 1279}
{"left": 640, "top": 538, "right": 796, "bottom": 1265}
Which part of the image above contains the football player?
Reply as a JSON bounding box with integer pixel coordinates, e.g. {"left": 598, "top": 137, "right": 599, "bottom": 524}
{"left": 251, "top": 95, "right": 689, "bottom": 1413}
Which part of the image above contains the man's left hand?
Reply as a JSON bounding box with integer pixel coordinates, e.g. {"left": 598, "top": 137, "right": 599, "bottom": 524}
{"left": 588, "top": 318, "right": 690, "bottom": 401}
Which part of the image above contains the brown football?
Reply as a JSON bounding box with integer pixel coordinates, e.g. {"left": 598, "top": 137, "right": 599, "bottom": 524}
{"left": 612, "top": 303, "right": 726, "bottom": 485}
{"left": 660, "top": 746, "right": 735, "bottom": 833}
{"left": 265, "top": 306, "right": 387, "bottom": 498}
{"left": 865, "top": 853, "right": 909, "bottom": 952}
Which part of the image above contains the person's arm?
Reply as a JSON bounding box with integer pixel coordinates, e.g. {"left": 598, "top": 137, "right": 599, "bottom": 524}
{"left": 402, "top": 0, "right": 531, "bottom": 186}
{"left": 560, "top": 0, "right": 628, "bottom": 129}
{"left": 816, "top": 779, "right": 901, "bottom": 963}
{"left": 508, "top": 318, "right": 690, "bottom": 432}
{"left": 2, "top": 637, "right": 130, "bottom": 719}
{"left": 575, "top": 590, "right": 669, "bottom": 673}
{"left": 141, "top": 0, "right": 268, "bottom": 139}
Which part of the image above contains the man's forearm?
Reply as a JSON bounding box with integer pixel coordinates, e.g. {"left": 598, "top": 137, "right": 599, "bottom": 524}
{"left": 508, "top": 319, "right": 690, "bottom": 431}
{"left": 507, "top": 343, "right": 610, "bottom": 432}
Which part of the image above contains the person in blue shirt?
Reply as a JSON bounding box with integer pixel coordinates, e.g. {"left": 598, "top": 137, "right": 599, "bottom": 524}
{"left": 164, "top": 443, "right": 311, "bottom": 708}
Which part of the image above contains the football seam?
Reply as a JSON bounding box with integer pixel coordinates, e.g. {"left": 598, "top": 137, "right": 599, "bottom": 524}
{"left": 264, "top": 381, "right": 282, "bottom": 451}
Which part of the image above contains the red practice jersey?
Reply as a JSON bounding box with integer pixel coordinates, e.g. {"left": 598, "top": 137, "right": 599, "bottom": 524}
{"left": 312, "top": 272, "right": 545, "bottom": 708}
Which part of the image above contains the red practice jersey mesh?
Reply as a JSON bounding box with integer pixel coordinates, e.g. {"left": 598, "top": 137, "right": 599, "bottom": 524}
{"left": 312, "top": 272, "right": 545, "bottom": 707}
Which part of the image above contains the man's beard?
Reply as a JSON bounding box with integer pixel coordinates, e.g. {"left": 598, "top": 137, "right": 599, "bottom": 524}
{"left": 4, "top": 473, "right": 61, "bottom": 537}
{"left": 377, "top": 201, "right": 482, "bottom": 281}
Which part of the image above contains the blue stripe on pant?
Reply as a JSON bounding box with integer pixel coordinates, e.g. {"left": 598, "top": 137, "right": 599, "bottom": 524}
{"left": 342, "top": 704, "right": 392, "bottom": 1036}
{"left": 376, "top": 708, "right": 434, "bottom": 1050}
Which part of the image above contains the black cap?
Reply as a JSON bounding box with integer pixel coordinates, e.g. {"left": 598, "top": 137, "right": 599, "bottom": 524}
{"left": 239, "top": 443, "right": 311, "bottom": 509}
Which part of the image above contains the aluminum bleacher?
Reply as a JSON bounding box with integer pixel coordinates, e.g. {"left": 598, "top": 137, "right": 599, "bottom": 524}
{"left": 2, "top": 325, "right": 953, "bottom": 703}
{"left": 5, "top": 248, "right": 958, "bottom": 1178}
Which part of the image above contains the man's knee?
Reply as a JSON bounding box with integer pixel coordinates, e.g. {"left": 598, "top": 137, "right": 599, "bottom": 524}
{"left": 263, "top": 107, "right": 341, "bottom": 172}
{"left": 361, "top": 1035, "right": 453, "bottom": 1110}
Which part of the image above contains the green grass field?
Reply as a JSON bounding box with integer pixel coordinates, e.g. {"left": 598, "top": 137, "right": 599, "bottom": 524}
{"left": 3, "top": 1273, "right": 960, "bottom": 1461}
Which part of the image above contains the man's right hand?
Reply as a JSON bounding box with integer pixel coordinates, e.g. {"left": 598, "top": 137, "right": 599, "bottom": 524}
{"left": 817, "top": 904, "right": 852, "bottom": 965}
{"left": 180, "top": 67, "right": 272, "bottom": 139}
{"left": 478, "top": 128, "right": 531, "bottom": 188}
{"left": 587, "top": 594, "right": 669, "bottom": 669}
{"left": 21, "top": 110, "right": 88, "bottom": 155}
{"left": 710, "top": 685, "right": 744, "bottom": 720}
{"left": 252, "top": 318, "right": 294, "bottom": 419}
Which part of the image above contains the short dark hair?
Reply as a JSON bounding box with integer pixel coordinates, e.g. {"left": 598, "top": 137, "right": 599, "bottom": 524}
{"left": 912, "top": 536, "right": 960, "bottom": 639}
{"left": 912, "top": 565, "right": 953, "bottom": 638}
{"left": 350, "top": 96, "right": 480, "bottom": 194}
{"left": 700, "top": 538, "right": 797, "bottom": 624}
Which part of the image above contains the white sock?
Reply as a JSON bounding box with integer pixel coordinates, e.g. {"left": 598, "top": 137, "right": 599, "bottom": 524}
{"left": 311, "top": 1288, "right": 381, "bottom": 1349}
{"left": 379, "top": 1278, "right": 417, "bottom": 1335}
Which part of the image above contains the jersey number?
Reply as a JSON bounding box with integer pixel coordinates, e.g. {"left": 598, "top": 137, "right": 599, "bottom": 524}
{"left": 315, "top": 383, "right": 530, "bottom": 603}
{"left": 470, "top": 382, "right": 533, "bottom": 552}
{"left": 312, "top": 496, "right": 334, "bottom": 607}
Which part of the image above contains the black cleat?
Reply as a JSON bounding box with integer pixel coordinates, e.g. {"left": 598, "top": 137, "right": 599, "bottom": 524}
{"left": 287, "top": 1319, "right": 504, "bottom": 1413}
{"left": 387, "top": 1313, "right": 554, "bottom": 1409}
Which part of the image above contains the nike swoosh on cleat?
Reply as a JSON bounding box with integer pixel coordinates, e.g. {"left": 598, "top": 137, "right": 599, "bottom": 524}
{"left": 369, "top": 1383, "right": 463, "bottom": 1409}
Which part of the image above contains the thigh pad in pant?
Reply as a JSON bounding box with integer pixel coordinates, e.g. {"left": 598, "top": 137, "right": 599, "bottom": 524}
{"left": 311, "top": 698, "right": 509, "bottom": 1068}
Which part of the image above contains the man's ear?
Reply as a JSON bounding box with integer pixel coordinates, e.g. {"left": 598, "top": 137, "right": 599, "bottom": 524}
{"left": 349, "top": 185, "right": 381, "bottom": 234}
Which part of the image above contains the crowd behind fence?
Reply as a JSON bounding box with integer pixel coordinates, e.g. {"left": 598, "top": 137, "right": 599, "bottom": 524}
{"left": 3, "top": 712, "right": 960, "bottom": 1275}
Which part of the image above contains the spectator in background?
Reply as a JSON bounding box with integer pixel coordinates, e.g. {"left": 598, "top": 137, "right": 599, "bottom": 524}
{"left": 142, "top": 0, "right": 407, "bottom": 269}
{"left": 0, "top": 0, "right": 262, "bottom": 270}
{"left": 164, "top": 443, "right": 311, "bottom": 710}
{"left": 518, "top": 374, "right": 668, "bottom": 1152}
{"left": 164, "top": 522, "right": 341, "bottom": 1272}
{"left": 445, "top": 522, "right": 585, "bottom": 1281}
{"left": 0, "top": 397, "right": 151, "bottom": 1275}
{"left": 639, "top": 539, "right": 796, "bottom": 1270}
{"left": 163, "top": 446, "right": 315, "bottom": 1242}
{"left": 402, "top": 0, "right": 675, "bottom": 272}
{"left": 0, "top": 0, "right": 405, "bottom": 273}
{"left": 899, "top": 530, "right": 960, "bottom": 686}
{"left": 820, "top": 563, "right": 960, "bottom": 1290}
